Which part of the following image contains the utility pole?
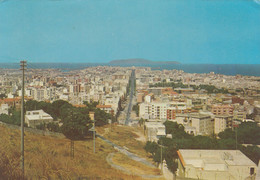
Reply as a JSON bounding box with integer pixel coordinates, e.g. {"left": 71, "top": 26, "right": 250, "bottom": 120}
{"left": 89, "top": 111, "right": 95, "bottom": 153}
{"left": 20, "top": 60, "right": 26, "bottom": 178}
{"left": 158, "top": 143, "right": 165, "bottom": 173}
{"left": 160, "top": 144, "right": 162, "bottom": 172}
{"left": 93, "top": 115, "right": 95, "bottom": 153}
{"left": 236, "top": 125, "right": 238, "bottom": 151}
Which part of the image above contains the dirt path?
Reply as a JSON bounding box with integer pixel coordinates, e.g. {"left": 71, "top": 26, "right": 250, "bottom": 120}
{"left": 97, "top": 134, "right": 155, "bottom": 167}
{"left": 106, "top": 153, "right": 163, "bottom": 179}
{"left": 133, "top": 130, "right": 146, "bottom": 143}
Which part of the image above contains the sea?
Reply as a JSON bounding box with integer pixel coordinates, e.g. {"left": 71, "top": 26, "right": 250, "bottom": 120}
{"left": 0, "top": 63, "right": 259, "bottom": 77}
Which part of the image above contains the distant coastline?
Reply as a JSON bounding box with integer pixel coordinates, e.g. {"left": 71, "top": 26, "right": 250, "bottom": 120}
{"left": 0, "top": 63, "right": 260, "bottom": 77}
{"left": 109, "top": 58, "right": 180, "bottom": 65}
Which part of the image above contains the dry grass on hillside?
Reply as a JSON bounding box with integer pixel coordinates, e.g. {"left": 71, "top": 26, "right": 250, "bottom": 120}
{"left": 96, "top": 124, "right": 153, "bottom": 162}
{"left": 0, "top": 124, "right": 144, "bottom": 180}
{"left": 112, "top": 153, "right": 161, "bottom": 176}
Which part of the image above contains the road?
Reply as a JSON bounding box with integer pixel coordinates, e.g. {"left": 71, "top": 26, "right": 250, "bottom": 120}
{"left": 125, "top": 69, "right": 135, "bottom": 125}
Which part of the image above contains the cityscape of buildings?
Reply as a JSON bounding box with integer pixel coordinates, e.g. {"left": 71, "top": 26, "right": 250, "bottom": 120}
{"left": 0, "top": 65, "right": 260, "bottom": 179}
{"left": 136, "top": 68, "right": 260, "bottom": 140}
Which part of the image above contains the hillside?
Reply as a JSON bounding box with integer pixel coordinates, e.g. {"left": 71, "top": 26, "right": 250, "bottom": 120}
{"left": 109, "top": 58, "right": 180, "bottom": 65}
{"left": 0, "top": 124, "right": 162, "bottom": 179}
{"left": 0, "top": 124, "right": 142, "bottom": 179}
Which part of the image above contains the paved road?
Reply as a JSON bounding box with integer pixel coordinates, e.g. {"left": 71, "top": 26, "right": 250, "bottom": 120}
{"left": 125, "top": 69, "right": 135, "bottom": 125}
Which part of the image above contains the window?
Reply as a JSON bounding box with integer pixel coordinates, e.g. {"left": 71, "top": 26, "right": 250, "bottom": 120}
{"left": 250, "top": 167, "right": 255, "bottom": 175}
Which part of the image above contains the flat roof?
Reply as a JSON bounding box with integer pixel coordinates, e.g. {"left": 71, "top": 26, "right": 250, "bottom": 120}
{"left": 176, "top": 113, "right": 211, "bottom": 119}
{"left": 178, "top": 149, "right": 256, "bottom": 170}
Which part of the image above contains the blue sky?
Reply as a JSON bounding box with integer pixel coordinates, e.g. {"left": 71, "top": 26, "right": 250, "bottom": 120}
{"left": 0, "top": 0, "right": 259, "bottom": 64}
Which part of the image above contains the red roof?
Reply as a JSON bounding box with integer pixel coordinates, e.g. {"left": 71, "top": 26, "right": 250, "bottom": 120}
{"left": 96, "top": 105, "right": 112, "bottom": 108}
{"left": 73, "top": 104, "right": 87, "bottom": 108}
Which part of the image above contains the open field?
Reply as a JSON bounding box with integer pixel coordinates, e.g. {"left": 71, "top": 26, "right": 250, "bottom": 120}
{"left": 0, "top": 124, "right": 146, "bottom": 179}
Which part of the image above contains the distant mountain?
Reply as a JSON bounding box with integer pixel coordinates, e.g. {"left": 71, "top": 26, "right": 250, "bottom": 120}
{"left": 109, "top": 58, "right": 180, "bottom": 65}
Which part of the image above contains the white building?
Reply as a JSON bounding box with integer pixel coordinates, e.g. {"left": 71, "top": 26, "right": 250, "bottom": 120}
{"left": 25, "top": 110, "right": 53, "bottom": 128}
{"left": 139, "top": 102, "right": 168, "bottom": 120}
{"left": 140, "top": 101, "right": 190, "bottom": 121}
{"left": 214, "top": 115, "right": 233, "bottom": 134}
{"left": 145, "top": 121, "right": 166, "bottom": 141}
{"left": 31, "top": 88, "right": 48, "bottom": 101}
{"left": 177, "top": 149, "right": 257, "bottom": 180}
{"left": 171, "top": 113, "right": 214, "bottom": 136}
{"left": 0, "top": 104, "right": 8, "bottom": 115}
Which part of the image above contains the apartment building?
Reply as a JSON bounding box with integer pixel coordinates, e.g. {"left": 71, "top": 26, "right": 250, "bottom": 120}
{"left": 139, "top": 102, "right": 167, "bottom": 120}
{"left": 189, "top": 113, "right": 214, "bottom": 135}
{"left": 140, "top": 101, "right": 192, "bottom": 120}
{"left": 167, "top": 102, "right": 190, "bottom": 120}
{"left": 211, "top": 104, "right": 233, "bottom": 115}
{"left": 214, "top": 115, "right": 233, "bottom": 134}
{"left": 31, "top": 88, "right": 48, "bottom": 101}
{"left": 172, "top": 113, "right": 214, "bottom": 135}
{"left": 233, "top": 110, "right": 247, "bottom": 121}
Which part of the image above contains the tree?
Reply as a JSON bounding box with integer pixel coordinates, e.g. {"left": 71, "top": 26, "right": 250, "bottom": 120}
{"left": 94, "top": 108, "right": 111, "bottom": 126}
{"left": 144, "top": 141, "right": 159, "bottom": 157}
{"left": 0, "top": 94, "right": 7, "bottom": 99}
{"left": 61, "top": 108, "right": 92, "bottom": 158}
{"left": 37, "top": 101, "right": 52, "bottom": 115}
{"left": 46, "top": 122, "right": 60, "bottom": 132}
{"left": 25, "top": 100, "right": 39, "bottom": 111}
{"left": 218, "top": 128, "right": 235, "bottom": 140}
{"left": 59, "top": 103, "right": 73, "bottom": 121}
{"left": 218, "top": 122, "right": 260, "bottom": 145}
{"left": 218, "top": 139, "right": 236, "bottom": 150}
{"left": 0, "top": 109, "right": 29, "bottom": 127}
{"left": 61, "top": 108, "right": 92, "bottom": 140}
{"left": 83, "top": 101, "right": 98, "bottom": 111}
{"left": 237, "top": 122, "right": 260, "bottom": 145}
{"left": 164, "top": 121, "right": 191, "bottom": 139}
{"left": 36, "top": 123, "right": 46, "bottom": 130}
{"left": 132, "top": 104, "right": 139, "bottom": 116}
{"left": 52, "top": 100, "right": 71, "bottom": 120}
{"left": 164, "top": 146, "right": 178, "bottom": 174}
{"left": 139, "top": 118, "right": 145, "bottom": 126}
{"left": 117, "top": 97, "right": 123, "bottom": 111}
{"left": 0, "top": 114, "right": 11, "bottom": 124}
